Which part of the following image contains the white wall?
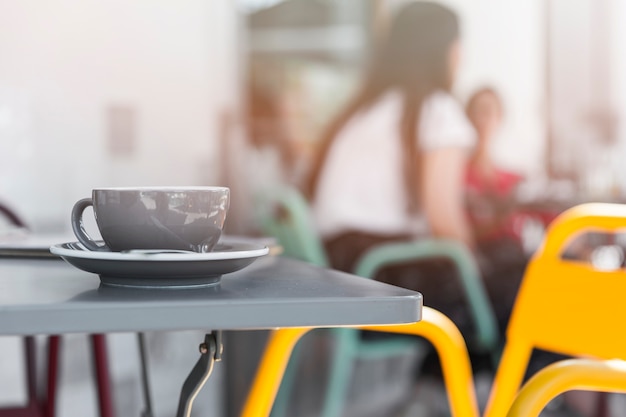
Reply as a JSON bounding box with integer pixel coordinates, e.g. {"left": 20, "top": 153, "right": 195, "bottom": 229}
{"left": 0, "top": 0, "right": 241, "bottom": 232}
{"left": 545, "top": 0, "right": 626, "bottom": 197}
{"left": 610, "top": 0, "right": 626, "bottom": 194}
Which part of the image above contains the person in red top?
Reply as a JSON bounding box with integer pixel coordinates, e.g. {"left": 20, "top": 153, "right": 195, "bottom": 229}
{"left": 463, "top": 87, "right": 528, "bottom": 347}
{"left": 464, "top": 87, "right": 524, "bottom": 243}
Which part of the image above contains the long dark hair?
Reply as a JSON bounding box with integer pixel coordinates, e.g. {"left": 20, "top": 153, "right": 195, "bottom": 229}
{"left": 306, "top": 2, "right": 460, "bottom": 210}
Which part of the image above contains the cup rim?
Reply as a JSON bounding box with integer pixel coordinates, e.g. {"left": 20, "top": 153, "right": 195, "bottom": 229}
{"left": 92, "top": 186, "right": 229, "bottom": 192}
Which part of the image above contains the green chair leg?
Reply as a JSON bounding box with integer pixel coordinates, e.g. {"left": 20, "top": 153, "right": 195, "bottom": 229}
{"left": 321, "top": 329, "right": 358, "bottom": 417}
{"left": 270, "top": 340, "right": 303, "bottom": 417}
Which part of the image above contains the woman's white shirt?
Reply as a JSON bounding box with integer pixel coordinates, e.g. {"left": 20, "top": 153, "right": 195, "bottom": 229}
{"left": 313, "top": 90, "right": 476, "bottom": 238}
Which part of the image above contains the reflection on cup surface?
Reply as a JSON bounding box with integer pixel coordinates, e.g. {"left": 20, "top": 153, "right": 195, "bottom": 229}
{"left": 71, "top": 187, "right": 230, "bottom": 253}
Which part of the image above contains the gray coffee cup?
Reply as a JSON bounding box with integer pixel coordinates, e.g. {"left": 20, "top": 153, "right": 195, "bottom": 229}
{"left": 71, "top": 187, "right": 230, "bottom": 253}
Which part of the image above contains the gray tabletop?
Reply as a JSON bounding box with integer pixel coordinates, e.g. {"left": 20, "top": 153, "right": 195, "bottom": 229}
{"left": 0, "top": 256, "right": 422, "bottom": 335}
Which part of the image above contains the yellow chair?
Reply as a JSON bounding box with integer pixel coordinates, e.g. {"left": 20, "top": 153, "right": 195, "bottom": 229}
{"left": 256, "top": 186, "right": 498, "bottom": 417}
{"left": 485, "top": 203, "right": 626, "bottom": 417}
{"left": 241, "top": 306, "right": 479, "bottom": 417}
{"left": 506, "top": 359, "right": 626, "bottom": 417}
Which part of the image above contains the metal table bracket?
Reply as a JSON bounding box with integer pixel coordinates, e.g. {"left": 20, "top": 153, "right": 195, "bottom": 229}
{"left": 176, "top": 331, "right": 223, "bottom": 417}
{"left": 138, "top": 333, "right": 154, "bottom": 417}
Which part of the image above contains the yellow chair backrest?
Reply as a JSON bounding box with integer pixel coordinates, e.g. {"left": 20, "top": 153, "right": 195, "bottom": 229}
{"left": 485, "top": 203, "right": 626, "bottom": 417}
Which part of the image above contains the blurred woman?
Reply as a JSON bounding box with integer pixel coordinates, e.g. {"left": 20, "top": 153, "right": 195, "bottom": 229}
{"left": 307, "top": 2, "right": 478, "bottom": 335}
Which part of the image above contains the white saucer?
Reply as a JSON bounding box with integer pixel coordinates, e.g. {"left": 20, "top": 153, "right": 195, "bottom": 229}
{"left": 50, "top": 237, "right": 269, "bottom": 288}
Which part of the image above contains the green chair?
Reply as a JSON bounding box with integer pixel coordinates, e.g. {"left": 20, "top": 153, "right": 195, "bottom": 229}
{"left": 355, "top": 239, "right": 498, "bottom": 351}
{"left": 255, "top": 186, "right": 498, "bottom": 417}
{"left": 255, "top": 186, "right": 328, "bottom": 268}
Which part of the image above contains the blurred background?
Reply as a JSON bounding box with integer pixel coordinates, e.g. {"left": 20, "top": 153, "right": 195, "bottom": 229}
{"left": 1, "top": 0, "right": 626, "bottom": 416}
{"left": 1, "top": 0, "right": 624, "bottom": 234}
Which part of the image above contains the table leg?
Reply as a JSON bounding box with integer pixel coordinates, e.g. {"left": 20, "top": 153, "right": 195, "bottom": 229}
{"left": 45, "top": 336, "right": 61, "bottom": 417}
{"left": 24, "top": 336, "right": 38, "bottom": 410}
{"left": 137, "top": 333, "right": 154, "bottom": 417}
{"left": 91, "top": 334, "right": 115, "bottom": 417}
{"left": 175, "top": 332, "right": 222, "bottom": 417}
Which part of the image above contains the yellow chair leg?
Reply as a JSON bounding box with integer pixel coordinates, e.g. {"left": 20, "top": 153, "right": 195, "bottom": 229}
{"left": 240, "top": 327, "right": 312, "bottom": 417}
{"left": 507, "top": 359, "right": 626, "bottom": 417}
{"left": 483, "top": 340, "right": 532, "bottom": 417}
{"left": 241, "top": 307, "right": 478, "bottom": 417}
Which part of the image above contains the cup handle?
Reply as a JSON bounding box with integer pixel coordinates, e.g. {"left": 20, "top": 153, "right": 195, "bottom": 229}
{"left": 71, "top": 198, "right": 107, "bottom": 251}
